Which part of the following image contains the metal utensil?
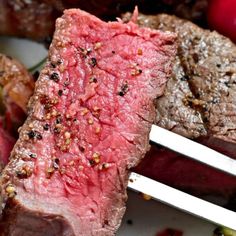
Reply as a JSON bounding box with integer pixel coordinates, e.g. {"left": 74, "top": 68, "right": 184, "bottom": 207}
{"left": 150, "top": 125, "right": 236, "bottom": 177}
{"left": 128, "top": 125, "right": 236, "bottom": 230}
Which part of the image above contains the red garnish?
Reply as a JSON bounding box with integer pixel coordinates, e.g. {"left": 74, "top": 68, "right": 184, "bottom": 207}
{"left": 207, "top": 0, "right": 236, "bottom": 42}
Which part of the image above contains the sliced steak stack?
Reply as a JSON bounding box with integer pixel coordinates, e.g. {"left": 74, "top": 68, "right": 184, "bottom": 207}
{"left": 0, "top": 9, "right": 176, "bottom": 235}
{"left": 123, "top": 13, "right": 236, "bottom": 200}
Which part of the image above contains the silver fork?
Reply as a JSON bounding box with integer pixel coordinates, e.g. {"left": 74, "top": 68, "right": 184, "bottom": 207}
{"left": 128, "top": 125, "right": 236, "bottom": 230}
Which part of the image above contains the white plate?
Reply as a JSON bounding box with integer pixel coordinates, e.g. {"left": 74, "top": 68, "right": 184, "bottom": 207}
{"left": 0, "top": 36, "right": 216, "bottom": 236}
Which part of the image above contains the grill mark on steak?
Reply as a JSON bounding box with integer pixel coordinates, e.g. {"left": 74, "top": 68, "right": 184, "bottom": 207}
{"left": 0, "top": 9, "right": 176, "bottom": 235}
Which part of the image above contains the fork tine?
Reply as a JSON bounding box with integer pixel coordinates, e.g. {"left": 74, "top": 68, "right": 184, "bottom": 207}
{"left": 128, "top": 172, "right": 236, "bottom": 230}
{"left": 150, "top": 125, "right": 236, "bottom": 177}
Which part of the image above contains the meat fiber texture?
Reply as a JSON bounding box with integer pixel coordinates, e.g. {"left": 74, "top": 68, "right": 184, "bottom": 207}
{"left": 123, "top": 13, "right": 236, "bottom": 200}
{"left": 0, "top": 9, "right": 176, "bottom": 236}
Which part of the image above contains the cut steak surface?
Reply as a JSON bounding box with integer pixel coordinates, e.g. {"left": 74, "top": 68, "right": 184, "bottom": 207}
{"left": 123, "top": 13, "right": 236, "bottom": 199}
{"left": 0, "top": 9, "right": 176, "bottom": 235}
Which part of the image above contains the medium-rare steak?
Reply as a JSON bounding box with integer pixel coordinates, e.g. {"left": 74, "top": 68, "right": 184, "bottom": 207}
{"left": 123, "top": 13, "right": 236, "bottom": 199}
{"left": 0, "top": 9, "right": 176, "bottom": 235}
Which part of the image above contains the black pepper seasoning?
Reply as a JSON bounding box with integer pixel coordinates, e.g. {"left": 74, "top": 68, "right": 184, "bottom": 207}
{"left": 57, "top": 59, "right": 62, "bottom": 65}
{"left": 224, "top": 81, "right": 230, "bottom": 87}
{"left": 56, "top": 117, "right": 62, "bottom": 124}
{"left": 43, "top": 123, "right": 50, "bottom": 130}
{"left": 29, "top": 153, "right": 37, "bottom": 159}
{"left": 89, "top": 77, "right": 97, "bottom": 83}
{"left": 118, "top": 82, "right": 129, "bottom": 96}
{"left": 87, "top": 48, "right": 92, "bottom": 55}
{"left": 53, "top": 158, "right": 60, "bottom": 169}
{"left": 16, "top": 170, "right": 28, "bottom": 179}
{"left": 89, "top": 159, "right": 96, "bottom": 166}
{"left": 180, "top": 75, "right": 190, "bottom": 81}
{"left": 27, "top": 130, "right": 42, "bottom": 140}
{"left": 212, "top": 97, "right": 220, "bottom": 104}
{"left": 90, "top": 58, "right": 97, "bottom": 67}
{"left": 58, "top": 90, "right": 63, "bottom": 96}
{"left": 50, "top": 62, "right": 56, "bottom": 68}
{"left": 27, "top": 130, "right": 36, "bottom": 139}
{"left": 79, "top": 47, "right": 92, "bottom": 58}
{"left": 50, "top": 72, "right": 60, "bottom": 82}
{"left": 64, "top": 78, "right": 70, "bottom": 86}
{"left": 79, "top": 146, "right": 85, "bottom": 152}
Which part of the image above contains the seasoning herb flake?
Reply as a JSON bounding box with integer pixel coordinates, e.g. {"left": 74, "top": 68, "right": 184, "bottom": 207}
{"left": 50, "top": 72, "right": 60, "bottom": 82}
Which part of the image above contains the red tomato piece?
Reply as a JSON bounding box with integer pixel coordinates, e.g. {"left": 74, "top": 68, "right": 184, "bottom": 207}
{"left": 207, "top": 0, "right": 236, "bottom": 42}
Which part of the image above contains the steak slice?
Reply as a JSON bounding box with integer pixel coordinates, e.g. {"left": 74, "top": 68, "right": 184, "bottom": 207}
{"left": 123, "top": 13, "right": 236, "bottom": 199}
{"left": 0, "top": 9, "right": 176, "bottom": 235}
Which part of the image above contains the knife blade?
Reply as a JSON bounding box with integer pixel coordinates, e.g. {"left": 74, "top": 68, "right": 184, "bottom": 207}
{"left": 128, "top": 172, "right": 236, "bottom": 230}
{"left": 150, "top": 125, "right": 236, "bottom": 177}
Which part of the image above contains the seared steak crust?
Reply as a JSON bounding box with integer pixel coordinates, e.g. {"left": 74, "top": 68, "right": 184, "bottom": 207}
{"left": 128, "top": 13, "right": 236, "bottom": 142}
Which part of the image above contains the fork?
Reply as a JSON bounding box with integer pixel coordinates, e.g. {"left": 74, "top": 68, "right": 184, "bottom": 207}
{"left": 128, "top": 125, "right": 236, "bottom": 230}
